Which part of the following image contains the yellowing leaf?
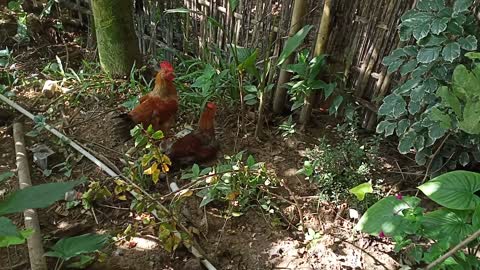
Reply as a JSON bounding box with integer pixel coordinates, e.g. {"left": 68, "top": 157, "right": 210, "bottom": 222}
{"left": 162, "top": 155, "right": 172, "bottom": 165}
{"left": 161, "top": 163, "right": 170, "bottom": 173}
{"left": 152, "top": 169, "right": 160, "bottom": 184}
{"left": 226, "top": 191, "right": 240, "bottom": 201}
{"left": 144, "top": 162, "right": 158, "bottom": 175}
{"left": 177, "top": 189, "right": 193, "bottom": 199}
{"left": 117, "top": 195, "right": 127, "bottom": 201}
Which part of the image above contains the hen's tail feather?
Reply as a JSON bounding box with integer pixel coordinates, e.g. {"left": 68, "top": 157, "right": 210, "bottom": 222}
{"left": 113, "top": 113, "right": 136, "bottom": 142}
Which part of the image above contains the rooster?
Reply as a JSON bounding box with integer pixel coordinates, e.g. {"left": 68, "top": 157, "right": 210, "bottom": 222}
{"left": 163, "top": 102, "right": 219, "bottom": 169}
{"left": 114, "top": 61, "right": 178, "bottom": 141}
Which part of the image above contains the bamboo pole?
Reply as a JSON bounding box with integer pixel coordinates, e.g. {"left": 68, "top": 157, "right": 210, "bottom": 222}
{"left": 0, "top": 94, "right": 217, "bottom": 270}
{"left": 13, "top": 122, "right": 48, "bottom": 270}
{"left": 299, "top": 0, "right": 332, "bottom": 125}
{"left": 272, "top": 0, "right": 307, "bottom": 114}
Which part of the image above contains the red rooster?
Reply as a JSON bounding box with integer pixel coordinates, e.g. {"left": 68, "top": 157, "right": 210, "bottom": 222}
{"left": 115, "top": 61, "right": 178, "bottom": 141}
{"left": 163, "top": 102, "right": 219, "bottom": 168}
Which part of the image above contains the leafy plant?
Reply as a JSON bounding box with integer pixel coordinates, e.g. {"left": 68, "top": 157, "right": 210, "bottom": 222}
{"left": 377, "top": 0, "right": 480, "bottom": 174}
{"left": 356, "top": 170, "right": 480, "bottom": 269}
{"left": 284, "top": 50, "right": 336, "bottom": 111}
{"left": 298, "top": 116, "right": 379, "bottom": 209}
{"left": 181, "top": 152, "right": 278, "bottom": 216}
{"left": 7, "top": 0, "right": 29, "bottom": 43}
{"left": 278, "top": 115, "right": 296, "bottom": 139}
{"left": 45, "top": 233, "right": 110, "bottom": 270}
{"left": 127, "top": 124, "right": 171, "bottom": 189}
{"left": 0, "top": 180, "right": 85, "bottom": 248}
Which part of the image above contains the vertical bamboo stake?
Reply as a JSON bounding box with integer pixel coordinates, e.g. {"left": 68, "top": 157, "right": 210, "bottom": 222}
{"left": 272, "top": 0, "right": 307, "bottom": 114}
{"left": 299, "top": 0, "right": 332, "bottom": 125}
{"left": 13, "top": 122, "right": 48, "bottom": 270}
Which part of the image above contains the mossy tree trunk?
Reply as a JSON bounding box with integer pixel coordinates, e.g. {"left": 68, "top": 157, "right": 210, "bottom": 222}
{"left": 91, "top": 0, "right": 141, "bottom": 78}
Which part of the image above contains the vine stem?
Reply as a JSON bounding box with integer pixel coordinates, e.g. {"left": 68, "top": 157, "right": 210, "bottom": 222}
{"left": 426, "top": 228, "right": 480, "bottom": 270}
{"left": 421, "top": 133, "right": 451, "bottom": 184}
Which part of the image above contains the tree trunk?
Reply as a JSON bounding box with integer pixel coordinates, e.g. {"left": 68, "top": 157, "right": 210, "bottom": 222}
{"left": 272, "top": 0, "right": 307, "bottom": 114}
{"left": 299, "top": 0, "right": 332, "bottom": 125}
{"left": 91, "top": 0, "right": 141, "bottom": 77}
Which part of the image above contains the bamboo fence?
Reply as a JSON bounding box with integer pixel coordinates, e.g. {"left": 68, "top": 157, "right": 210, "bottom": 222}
{"left": 63, "top": 0, "right": 417, "bottom": 130}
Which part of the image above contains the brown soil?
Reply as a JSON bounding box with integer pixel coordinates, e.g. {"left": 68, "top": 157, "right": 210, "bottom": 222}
{"left": 0, "top": 11, "right": 422, "bottom": 270}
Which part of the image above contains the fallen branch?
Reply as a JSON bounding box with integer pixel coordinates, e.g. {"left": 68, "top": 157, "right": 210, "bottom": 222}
{"left": 13, "top": 122, "right": 48, "bottom": 270}
{"left": 0, "top": 94, "right": 217, "bottom": 270}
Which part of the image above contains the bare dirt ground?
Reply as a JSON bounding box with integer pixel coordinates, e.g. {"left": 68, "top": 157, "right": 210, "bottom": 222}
{"left": 0, "top": 10, "right": 422, "bottom": 270}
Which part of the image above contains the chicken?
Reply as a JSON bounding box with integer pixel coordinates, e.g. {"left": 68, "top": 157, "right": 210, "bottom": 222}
{"left": 114, "top": 61, "right": 178, "bottom": 141}
{"left": 163, "top": 102, "right": 219, "bottom": 169}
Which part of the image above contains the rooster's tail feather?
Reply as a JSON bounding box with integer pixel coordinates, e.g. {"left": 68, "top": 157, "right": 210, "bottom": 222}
{"left": 113, "top": 113, "right": 136, "bottom": 142}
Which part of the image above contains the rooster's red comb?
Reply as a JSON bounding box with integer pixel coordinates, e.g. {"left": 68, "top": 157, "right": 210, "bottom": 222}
{"left": 160, "top": 61, "right": 174, "bottom": 71}
{"left": 206, "top": 102, "right": 216, "bottom": 110}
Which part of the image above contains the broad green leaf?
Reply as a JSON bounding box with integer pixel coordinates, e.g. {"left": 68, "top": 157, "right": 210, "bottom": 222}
{"left": 453, "top": 64, "right": 480, "bottom": 98}
{"left": 45, "top": 234, "right": 110, "bottom": 260}
{"left": 418, "top": 170, "right": 480, "bottom": 210}
{"left": 355, "top": 196, "right": 421, "bottom": 235}
{"left": 412, "top": 64, "right": 431, "bottom": 78}
{"left": 465, "top": 52, "right": 480, "bottom": 60}
{"left": 458, "top": 99, "right": 480, "bottom": 134}
{"left": 395, "top": 78, "right": 422, "bottom": 96}
{"left": 458, "top": 35, "right": 477, "bottom": 51}
{"left": 453, "top": 0, "right": 473, "bottom": 14}
{"left": 431, "top": 17, "right": 449, "bottom": 34}
{"left": 67, "top": 254, "right": 95, "bottom": 269}
{"left": 416, "top": 149, "right": 429, "bottom": 165}
{"left": 429, "top": 107, "right": 452, "bottom": 129}
{"left": 442, "top": 42, "right": 461, "bottom": 62}
{"left": 411, "top": 85, "right": 426, "bottom": 101}
{"left": 413, "top": 22, "right": 431, "bottom": 40}
{"left": 400, "top": 59, "right": 418, "bottom": 76}
{"left": 396, "top": 119, "right": 410, "bottom": 136}
{"left": 0, "top": 180, "right": 85, "bottom": 215}
{"left": 309, "top": 54, "right": 327, "bottom": 80}
{"left": 422, "top": 209, "right": 474, "bottom": 244}
{"left": 376, "top": 120, "right": 396, "bottom": 137}
{"left": 428, "top": 123, "right": 447, "bottom": 140}
{"left": 0, "top": 172, "right": 14, "bottom": 183}
{"left": 152, "top": 130, "right": 164, "bottom": 140}
{"left": 192, "top": 164, "right": 200, "bottom": 177}
{"left": 387, "top": 59, "right": 404, "bottom": 73}
{"left": 403, "top": 45, "right": 418, "bottom": 56}
{"left": 409, "top": 100, "right": 422, "bottom": 115}
{"left": 398, "top": 131, "right": 416, "bottom": 154}
{"left": 417, "top": 47, "right": 441, "bottom": 63}
{"left": 277, "top": 25, "right": 314, "bottom": 66}
{"left": 437, "top": 86, "right": 461, "bottom": 115}
{"left": 378, "top": 94, "right": 407, "bottom": 118}
{"left": 420, "top": 35, "right": 447, "bottom": 46}
{"left": 0, "top": 217, "right": 20, "bottom": 238}
{"left": 447, "top": 20, "right": 463, "bottom": 35}
{"left": 473, "top": 205, "right": 480, "bottom": 229}
{"left": 399, "top": 25, "right": 413, "bottom": 41}
{"left": 0, "top": 229, "right": 33, "bottom": 248}
{"left": 414, "top": 135, "right": 426, "bottom": 151}
{"left": 349, "top": 182, "right": 373, "bottom": 201}
{"left": 383, "top": 49, "right": 407, "bottom": 65}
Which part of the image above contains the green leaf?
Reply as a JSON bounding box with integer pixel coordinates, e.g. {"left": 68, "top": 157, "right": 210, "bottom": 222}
{"left": 192, "top": 164, "right": 200, "bottom": 177}
{"left": 328, "top": 96, "right": 344, "bottom": 116}
{"left": 417, "top": 47, "right": 441, "bottom": 63}
{"left": 421, "top": 35, "right": 447, "bottom": 46}
{"left": 398, "top": 131, "right": 416, "bottom": 154}
{"left": 447, "top": 20, "right": 463, "bottom": 35}
{"left": 453, "top": 0, "right": 473, "bottom": 14}
{"left": 0, "top": 171, "right": 14, "bottom": 183}
{"left": 473, "top": 205, "right": 480, "bottom": 229}
{"left": 45, "top": 234, "right": 110, "bottom": 261}
{"left": 0, "top": 180, "right": 85, "bottom": 215}
{"left": 229, "top": 0, "right": 239, "bottom": 12}
{"left": 277, "top": 25, "right": 314, "bottom": 66}
{"left": 67, "top": 254, "right": 95, "bottom": 269}
{"left": 246, "top": 155, "right": 256, "bottom": 168}
{"left": 465, "top": 52, "right": 480, "bottom": 60}
{"left": 403, "top": 45, "right": 418, "bottom": 56}
{"left": 387, "top": 59, "right": 404, "bottom": 73}
{"left": 458, "top": 99, "right": 480, "bottom": 134}
{"left": 458, "top": 152, "right": 470, "bottom": 167}
{"left": 431, "top": 17, "right": 449, "bottom": 34}
{"left": 418, "top": 170, "right": 480, "bottom": 210}
{"left": 422, "top": 208, "right": 474, "bottom": 244}
{"left": 0, "top": 229, "right": 33, "bottom": 248}
{"left": 396, "top": 119, "right": 410, "bottom": 136}
{"left": 399, "top": 25, "right": 413, "bottom": 41}
{"left": 378, "top": 94, "right": 407, "bottom": 118}
{"left": 349, "top": 182, "right": 373, "bottom": 201}
{"left": 437, "top": 86, "right": 461, "bottom": 115}
{"left": 152, "top": 130, "right": 164, "bottom": 140}
{"left": 458, "top": 35, "right": 477, "bottom": 51}
{"left": 413, "top": 22, "right": 431, "bottom": 40}
{"left": 376, "top": 120, "right": 396, "bottom": 137}
{"left": 442, "top": 42, "right": 461, "bottom": 62}
{"left": 429, "top": 107, "right": 452, "bottom": 129}
{"left": 428, "top": 123, "right": 447, "bottom": 140}
{"left": 400, "top": 59, "right": 418, "bottom": 76}
{"left": 355, "top": 196, "right": 421, "bottom": 235}
{"left": 0, "top": 217, "right": 21, "bottom": 238}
